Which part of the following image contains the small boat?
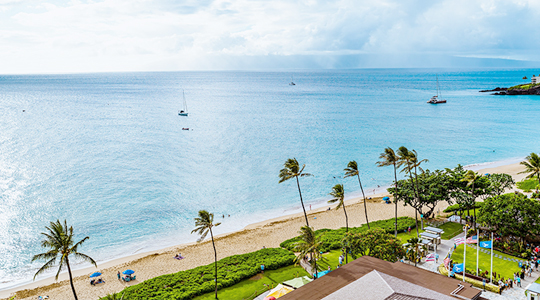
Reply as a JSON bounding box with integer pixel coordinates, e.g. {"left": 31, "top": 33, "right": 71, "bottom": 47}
{"left": 523, "top": 76, "right": 528, "bottom": 80}
{"left": 178, "top": 90, "right": 188, "bottom": 116}
{"left": 182, "top": 128, "right": 189, "bottom": 130}
{"left": 289, "top": 75, "right": 295, "bottom": 86}
{"left": 427, "top": 75, "right": 447, "bottom": 104}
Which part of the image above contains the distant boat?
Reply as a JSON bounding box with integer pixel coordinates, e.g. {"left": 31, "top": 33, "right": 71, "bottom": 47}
{"left": 427, "top": 75, "right": 447, "bottom": 104}
{"left": 523, "top": 76, "right": 528, "bottom": 80}
{"left": 178, "top": 90, "right": 188, "bottom": 116}
{"left": 289, "top": 75, "right": 296, "bottom": 86}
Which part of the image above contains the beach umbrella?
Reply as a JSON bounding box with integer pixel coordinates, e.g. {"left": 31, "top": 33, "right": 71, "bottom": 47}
{"left": 282, "top": 276, "right": 312, "bottom": 289}
{"left": 383, "top": 196, "right": 390, "bottom": 200}
{"left": 123, "top": 269, "right": 135, "bottom": 275}
{"left": 89, "top": 272, "right": 101, "bottom": 278}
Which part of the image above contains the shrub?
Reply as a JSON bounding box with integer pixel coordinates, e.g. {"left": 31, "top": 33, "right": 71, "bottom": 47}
{"left": 443, "top": 202, "right": 483, "bottom": 213}
{"left": 107, "top": 248, "right": 295, "bottom": 300}
{"left": 280, "top": 217, "right": 416, "bottom": 252}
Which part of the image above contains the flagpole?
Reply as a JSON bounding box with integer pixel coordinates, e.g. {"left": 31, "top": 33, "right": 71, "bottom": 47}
{"left": 490, "top": 232, "right": 493, "bottom": 284}
{"left": 463, "top": 225, "right": 467, "bottom": 282}
{"left": 476, "top": 229, "right": 479, "bottom": 276}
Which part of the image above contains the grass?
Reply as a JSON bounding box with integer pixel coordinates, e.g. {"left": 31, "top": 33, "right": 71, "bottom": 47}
{"left": 450, "top": 244, "right": 522, "bottom": 280}
{"left": 439, "top": 222, "right": 464, "bottom": 240}
{"left": 193, "top": 265, "right": 308, "bottom": 300}
{"left": 318, "top": 249, "right": 344, "bottom": 271}
{"left": 535, "top": 277, "right": 540, "bottom": 284}
{"left": 517, "top": 177, "right": 539, "bottom": 192}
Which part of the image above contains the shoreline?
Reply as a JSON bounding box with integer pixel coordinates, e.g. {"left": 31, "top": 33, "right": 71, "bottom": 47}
{"left": 0, "top": 159, "right": 528, "bottom": 300}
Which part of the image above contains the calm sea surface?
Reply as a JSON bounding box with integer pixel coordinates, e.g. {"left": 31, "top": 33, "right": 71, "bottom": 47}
{"left": 1, "top": 69, "right": 539, "bottom": 289}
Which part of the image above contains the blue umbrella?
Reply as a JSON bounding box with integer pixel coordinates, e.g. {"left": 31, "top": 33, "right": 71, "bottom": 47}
{"left": 89, "top": 272, "right": 101, "bottom": 278}
{"left": 383, "top": 197, "right": 390, "bottom": 200}
{"left": 123, "top": 269, "right": 135, "bottom": 275}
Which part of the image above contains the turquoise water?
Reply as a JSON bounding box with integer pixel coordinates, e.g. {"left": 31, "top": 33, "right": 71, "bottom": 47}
{"left": 1, "top": 69, "right": 539, "bottom": 289}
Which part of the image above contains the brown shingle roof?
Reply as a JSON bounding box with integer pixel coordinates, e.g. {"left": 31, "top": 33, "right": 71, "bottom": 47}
{"left": 279, "top": 256, "right": 482, "bottom": 300}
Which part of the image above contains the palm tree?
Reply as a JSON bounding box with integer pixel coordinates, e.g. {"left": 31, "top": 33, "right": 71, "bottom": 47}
{"left": 279, "top": 158, "right": 313, "bottom": 227}
{"left": 405, "top": 237, "right": 427, "bottom": 267}
{"left": 192, "top": 210, "right": 221, "bottom": 299}
{"left": 410, "top": 150, "right": 428, "bottom": 230}
{"left": 32, "top": 220, "right": 96, "bottom": 300}
{"left": 344, "top": 160, "right": 370, "bottom": 229}
{"left": 463, "top": 170, "right": 481, "bottom": 230}
{"left": 397, "top": 146, "right": 419, "bottom": 236}
{"left": 520, "top": 153, "right": 540, "bottom": 192}
{"left": 328, "top": 183, "right": 349, "bottom": 263}
{"left": 293, "top": 226, "right": 325, "bottom": 279}
{"left": 376, "top": 147, "right": 400, "bottom": 237}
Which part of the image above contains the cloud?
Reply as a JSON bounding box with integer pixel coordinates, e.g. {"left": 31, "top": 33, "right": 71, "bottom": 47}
{"left": 0, "top": 0, "right": 538, "bottom": 73}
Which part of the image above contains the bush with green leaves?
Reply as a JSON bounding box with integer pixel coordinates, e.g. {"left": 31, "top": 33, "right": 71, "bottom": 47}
{"left": 103, "top": 248, "right": 295, "bottom": 300}
{"left": 443, "top": 202, "right": 483, "bottom": 213}
{"left": 280, "top": 217, "right": 416, "bottom": 252}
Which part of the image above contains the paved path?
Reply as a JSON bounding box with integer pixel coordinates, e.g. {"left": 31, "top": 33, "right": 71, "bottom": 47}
{"left": 413, "top": 226, "right": 539, "bottom": 300}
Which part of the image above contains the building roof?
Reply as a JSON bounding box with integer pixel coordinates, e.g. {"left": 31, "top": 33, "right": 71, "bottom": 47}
{"left": 279, "top": 256, "right": 482, "bottom": 300}
{"left": 526, "top": 282, "right": 540, "bottom": 294}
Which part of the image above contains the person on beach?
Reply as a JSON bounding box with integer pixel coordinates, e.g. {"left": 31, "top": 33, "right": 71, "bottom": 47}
{"left": 117, "top": 271, "right": 121, "bottom": 280}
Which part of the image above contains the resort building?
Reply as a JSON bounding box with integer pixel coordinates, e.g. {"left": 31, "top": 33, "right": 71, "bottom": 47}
{"left": 526, "top": 283, "right": 540, "bottom": 300}
{"left": 279, "top": 256, "right": 482, "bottom": 300}
{"left": 532, "top": 75, "right": 538, "bottom": 84}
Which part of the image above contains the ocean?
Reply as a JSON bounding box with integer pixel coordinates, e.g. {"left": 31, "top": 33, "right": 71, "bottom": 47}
{"left": 1, "top": 68, "right": 539, "bottom": 289}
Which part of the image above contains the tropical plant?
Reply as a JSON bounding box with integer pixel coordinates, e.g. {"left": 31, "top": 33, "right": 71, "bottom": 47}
{"left": 192, "top": 210, "right": 222, "bottom": 299}
{"left": 376, "top": 147, "right": 400, "bottom": 237}
{"left": 462, "top": 170, "right": 482, "bottom": 230}
{"left": 396, "top": 147, "right": 423, "bottom": 236}
{"left": 344, "top": 160, "right": 369, "bottom": 229}
{"left": 328, "top": 183, "right": 348, "bottom": 263}
{"left": 293, "top": 226, "right": 325, "bottom": 278}
{"left": 343, "top": 228, "right": 405, "bottom": 262}
{"left": 519, "top": 153, "right": 540, "bottom": 192}
{"left": 405, "top": 237, "right": 427, "bottom": 266}
{"left": 32, "top": 220, "right": 96, "bottom": 300}
{"left": 488, "top": 173, "right": 515, "bottom": 196}
{"left": 279, "top": 158, "right": 313, "bottom": 227}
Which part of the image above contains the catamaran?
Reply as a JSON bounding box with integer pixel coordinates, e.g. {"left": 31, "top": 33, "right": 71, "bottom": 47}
{"left": 178, "top": 90, "right": 188, "bottom": 116}
{"left": 289, "top": 75, "right": 296, "bottom": 86}
{"left": 427, "top": 75, "right": 447, "bottom": 104}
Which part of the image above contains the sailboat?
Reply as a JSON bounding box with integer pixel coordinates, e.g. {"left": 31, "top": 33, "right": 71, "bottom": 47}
{"left": 289, "top": 75, "right": 296, "bottom": 86}
{"left": 178, "top": 90, "right": 188, "bottom": 116}
{"left": 427, "top": 75, "right": 447, "bottom": 104}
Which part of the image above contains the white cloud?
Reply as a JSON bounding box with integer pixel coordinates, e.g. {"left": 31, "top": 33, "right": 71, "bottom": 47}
{"left": 0, "top": 0, "right": 538, "bottom": 73}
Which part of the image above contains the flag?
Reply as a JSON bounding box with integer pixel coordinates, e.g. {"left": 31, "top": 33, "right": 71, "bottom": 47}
{"left": 466, "top": 235, "right": 478, "bottom": 244}
{"left": 454, "top": 237, "right": 465, "bottom": 245}
{"left": 453, "top": 263, "right": 464, "bottom": 273}
{"left": 479, "top": 241, "right": 492, "bottom": 248}
{"left": 444, "top": 257, "right": 450, "bottom": 269}
{"left": 426, "top": 253, "right": 435, "bottom": 262}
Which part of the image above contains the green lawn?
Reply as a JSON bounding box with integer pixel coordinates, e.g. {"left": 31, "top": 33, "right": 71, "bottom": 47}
{"left": 439, "top": 222, "right": 464, "bottom": 240}
{"left": 517, "top": 177, "right": 539, "bottom": 192}
{"left": 318, "top": 249, "right": 344, "bottom": 271}
{"left": 193, "top": 265, "right": 308, "bottom": 300}
{"left": 450, "top": 244, "right": 522, "bottom": 280}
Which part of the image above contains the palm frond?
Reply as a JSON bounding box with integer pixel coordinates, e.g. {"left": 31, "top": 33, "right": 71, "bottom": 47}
{"left": 33, "top": 257, "right": 57, "bottom": 280}
{"left": 72, "top": 252, "right": 97, "bottom": 267}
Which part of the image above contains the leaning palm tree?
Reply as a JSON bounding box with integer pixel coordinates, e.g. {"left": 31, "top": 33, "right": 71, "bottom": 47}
{"left": 376, "top": 147, "right": 400, "bottom": 237}
{"left": 279, "top": 158, "right": 312, "bottom": 227}
{"left": 344, "top": 160, "right": 370, "bottom": 229}
{"left": 192, "top": 210, "right": 221, "bottom": 299}
{"left": 293, "top": 226, "right": 325, "bottom": 279}
{"left": 462, "top": 170, "right": 481, "bottom": 230}
{"left": 328, "top": 183, "right": 349, "bottom": 263}
{"left": 520, "top": 153, "right": 540, "bottom": 192}
{"left": 32, "top": 220, "right": 96, "bottom": 300}
{"left": 397, "top": 146, "right": 419, "bottom": 236}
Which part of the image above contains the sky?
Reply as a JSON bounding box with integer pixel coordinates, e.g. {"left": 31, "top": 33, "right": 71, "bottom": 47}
{"left": 0, "top": 0, "right": 539, "bottom": 73}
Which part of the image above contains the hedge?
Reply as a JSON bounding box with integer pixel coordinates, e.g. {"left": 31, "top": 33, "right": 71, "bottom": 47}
{"left": 443, "top": 202, "right": 483, "bottom": 213}
{"left": 105, "top": 248, "right": 295, "bottom": 300}
{"left": 438, "top": 264, "right": 500, "bottom": 293}
{"left": 280, "top": 217, "right": 416, "bottom": 252}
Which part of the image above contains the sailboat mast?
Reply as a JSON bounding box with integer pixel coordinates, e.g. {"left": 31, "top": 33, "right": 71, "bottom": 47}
{"left": 183, "top": 90, "right": 187, "bottom": 112}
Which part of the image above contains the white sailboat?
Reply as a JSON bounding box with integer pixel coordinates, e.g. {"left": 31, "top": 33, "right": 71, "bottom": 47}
{"left": 178, "top": 90, "right": 188, "bottom": 116}
{"left": 427, "top": 75, "right": 447, "bottom": 104}
{"left": 289, "top": 75, "right": 296, "bottom": 86}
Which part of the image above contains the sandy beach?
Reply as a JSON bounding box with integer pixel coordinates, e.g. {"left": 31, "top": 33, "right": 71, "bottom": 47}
{"left": 1, "top": 161, "right": 527, "bottom": 300}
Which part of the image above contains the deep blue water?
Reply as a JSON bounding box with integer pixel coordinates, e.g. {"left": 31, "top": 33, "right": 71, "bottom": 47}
{"left": 1, "top": 69, "right": 539, "bottom": 289}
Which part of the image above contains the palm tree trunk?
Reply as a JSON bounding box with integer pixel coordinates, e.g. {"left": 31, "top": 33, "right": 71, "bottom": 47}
{"left": 472, "top": 181, "right": 476, "bottom": 231}
{"left": 406, "top": 165, "right": 419, "bottom": 237}
{"left": 343, "top": 205, "right": 349, "bottom": 264}
{"left": 210, "top": 228, "right": 218, "bottom": 299}
{"left": 65, "top": 257, "right": 78, "bottom": 300}
{"left": 393, "top": 162, "right": 398, "bottom": 237}
{"left": 357, "top": 174, "right": 370, "bottom": 229}
{"left": 296, "top": 177, "right": 310, "bottom": 227}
